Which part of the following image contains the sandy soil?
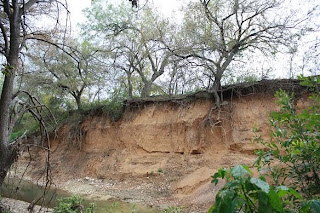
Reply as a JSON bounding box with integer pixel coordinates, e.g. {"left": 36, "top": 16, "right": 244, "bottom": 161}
{"left": 14, "top": 150, "right": 256, "bottom": 212}
{"left": 10, "top": 93, "right": 295, "bottom": 212}
{"left": 1, "top": 198, "right": 53, "bottom": 213}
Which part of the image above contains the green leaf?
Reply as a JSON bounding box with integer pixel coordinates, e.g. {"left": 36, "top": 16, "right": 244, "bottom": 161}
{"left": 301, "top": 200, "right": 320, "bottom": 213}
{"left": 211, "top": 168, "right": 227, "bottom": 185}
{"left": 275, "top": 186, "right": 290, "bottom": 197}
{"left": 250, "top": 178, "right": 270, "bottom": 193}
{"left": 309, "top": 200, "right": 320, "bottom": 213}
{"left": 301, "top": 202, "right": 311, "bottom": 213}
{"left": 231, "top": 197, "right": 245, "bottom": 211}
{"left": 213, "top": 189, "right": 236, "bottom": 213}
{"left": 268, "top": 188, "right": 283, "bottom": 213}
{"left": 208, "top": 205, "right": 215, "bottom": 213}
{"left": 258, "top": 192, "right": 273, "bottom": 213}
{"left": 288, "top": 188, "right": 302, "bottom": 199}
{"left": 231, "top": 165, "right": 251, "bottom": 179}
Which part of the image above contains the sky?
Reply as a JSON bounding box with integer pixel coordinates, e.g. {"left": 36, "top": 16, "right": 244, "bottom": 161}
{"left": 66, "top": 0, "right": 185, "bottom": 27}
{"left": 66, "top": 0, "right": 91, "bottom": 29}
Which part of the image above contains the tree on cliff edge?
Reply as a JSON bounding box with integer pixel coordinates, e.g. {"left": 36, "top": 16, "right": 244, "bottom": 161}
{"left": 171, "top": 0, "right": 318, "bottom": 108}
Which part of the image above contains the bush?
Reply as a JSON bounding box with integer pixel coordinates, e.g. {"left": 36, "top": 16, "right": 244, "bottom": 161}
{"left": 81, "top": 98, "right": 125, "bottom": 122}
{"left": 105, "top": 202, "right": 119, "bottom": 213}
{"left": 102, "top": 99, "right": 124, "bottom": 122}
{"left": 254, "top": 75, "right": 320, "bottom": 197}
{"left": 209, "top": 76, "right": 320, "bottom": 212}
{"left": 163, "top": 206, "right": 184, "bottom": 213}
{"left": 210, "top": 165, "right": 306, "bottom": 212}
{"left": 54, "top": 195, "right": 95, "bottom": 213}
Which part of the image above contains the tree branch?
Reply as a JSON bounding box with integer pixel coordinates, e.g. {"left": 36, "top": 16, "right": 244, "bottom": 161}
{"left": 20, "top": 0, "right": 39, "bottom": 15}
{"left": 0, "top": 19, "right": 9, "bottom": 56}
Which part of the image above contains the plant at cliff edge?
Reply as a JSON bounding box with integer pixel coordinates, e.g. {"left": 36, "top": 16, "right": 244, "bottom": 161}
{"left": 209, "top": 75, "right": 320, "bottom": 213}
{"left": 254, "top": 75, "right": 320, "bottom": 197}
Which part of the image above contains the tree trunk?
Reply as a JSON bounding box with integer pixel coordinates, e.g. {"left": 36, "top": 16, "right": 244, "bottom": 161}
{"left": 168, "top": 73, "right": 176, "bottom": 96}
{"left": 0, "top": 147, "right": 10, "bottom": 187}
{"left": 212, "top": 82, "right": 221, "bottom": 108}
{"left": 127, "top": 73, "right": 133, "bottom": 99}
{"left": 0, "top": 5, "right": 22, "bottom": 188}
{"left": 75, "top": 95, "right": 82, "bottom": 111}
{"left": 141, "top": 82, "right": 152, "bottom": 98}
{"left": 0, "top": 145, "right": 18, "bottom": 187}
{"left": 0, "top": 69, "right": 19, "bottom": 189}
{"left": 209, "top": 72, "right": 222, "bottom": 108}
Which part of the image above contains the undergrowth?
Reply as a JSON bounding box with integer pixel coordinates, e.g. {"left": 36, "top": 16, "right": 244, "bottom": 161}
{"left": 10, "top": 97, "right": 125, "bottom": 146}
{"left": 209, "top": 75, "right": 320, "bottom": 213}
{"left": 54, "top": 195, "right": 95, "bottom": 213}
{"left": 163, "top": 206, "right": 184, "bottom": 213}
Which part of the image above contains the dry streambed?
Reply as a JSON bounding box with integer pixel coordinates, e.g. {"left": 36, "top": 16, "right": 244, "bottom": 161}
{"left": 1, "top": 176, "right": 161, "bottom": 213}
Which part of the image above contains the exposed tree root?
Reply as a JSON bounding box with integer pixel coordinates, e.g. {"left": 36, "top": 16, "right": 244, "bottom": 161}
{"left": 67, "top": 122, "right": 87, "bottom": 151}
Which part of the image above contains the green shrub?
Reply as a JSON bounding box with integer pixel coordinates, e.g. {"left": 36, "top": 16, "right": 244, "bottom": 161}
{"left": 54, "top": 195, "right": 95, "bottom": 213}
{"left": 210, "top": 165, "right": 304, "bottom": 212}
{"left": 9, "top": 130, "right": 25, "bottom": 141}
{"left": 102, "top": 99, "right": 124, "bottom": 122}
{"left": 81, "top": 98, "right": 125, "bottom": 122}
{"left": 105, "top": 202, "right": 119, "bottom": 213}
{"left": 254, "top": 75, "right": 320, "bottom": 198}
{"left": 163, "top": 206, "right": 184, "bottom": 213}
{"left": 131, "top": 204, "right": 137, "bottom": 213}
{"left": 209, "top": 76, "right": 320, "bottom": 212}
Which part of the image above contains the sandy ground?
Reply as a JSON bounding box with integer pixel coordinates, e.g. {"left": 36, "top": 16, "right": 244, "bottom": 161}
{"left": 9, "top": 150, "right": 256, "bottom": 213}
{"left": 1, "top": 198, "right": 53, "bottom": 213}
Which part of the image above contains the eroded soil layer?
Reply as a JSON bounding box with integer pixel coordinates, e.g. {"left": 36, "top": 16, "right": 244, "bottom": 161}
{"left": 17, "top": 89, "right": 309, "bottom": 212}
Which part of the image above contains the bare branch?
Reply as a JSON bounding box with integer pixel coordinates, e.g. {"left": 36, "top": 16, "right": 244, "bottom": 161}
{"left": 20, "top": 0, "right": 40, "bottom": 14}
{"left": 0, "top": 19, "right": 9, "bottom": 56}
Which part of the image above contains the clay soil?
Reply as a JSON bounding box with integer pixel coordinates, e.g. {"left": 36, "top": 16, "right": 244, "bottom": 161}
{"left": 12, "top": 90, "right": 309, "bottom": 212}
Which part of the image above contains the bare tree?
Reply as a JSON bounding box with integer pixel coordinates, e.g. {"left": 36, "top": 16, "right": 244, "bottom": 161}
{"left": 110, "top": 29, "right": 172, "bottom": 98}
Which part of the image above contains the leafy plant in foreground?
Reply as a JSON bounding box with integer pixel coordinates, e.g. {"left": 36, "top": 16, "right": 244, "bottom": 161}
{"left": 254, "top": 75, "right": 320, "bottom": 197}
{"left": 209, "top": 165, "right": 302, "bottom": 213}
{"left": 53, "top": 195, "right": 95, "bottom": 213}
{"left": 209, "top": 76, "right": 320, "bottom": 213}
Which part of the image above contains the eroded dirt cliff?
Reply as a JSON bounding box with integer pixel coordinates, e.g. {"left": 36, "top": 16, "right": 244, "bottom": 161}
{"left": 18, "top": 80, "right": 309, "bottom": 212}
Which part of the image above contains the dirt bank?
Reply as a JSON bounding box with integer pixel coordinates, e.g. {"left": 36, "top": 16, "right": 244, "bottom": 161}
{"left": 16, "top": 80, "right": 308, "bottom": 212}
